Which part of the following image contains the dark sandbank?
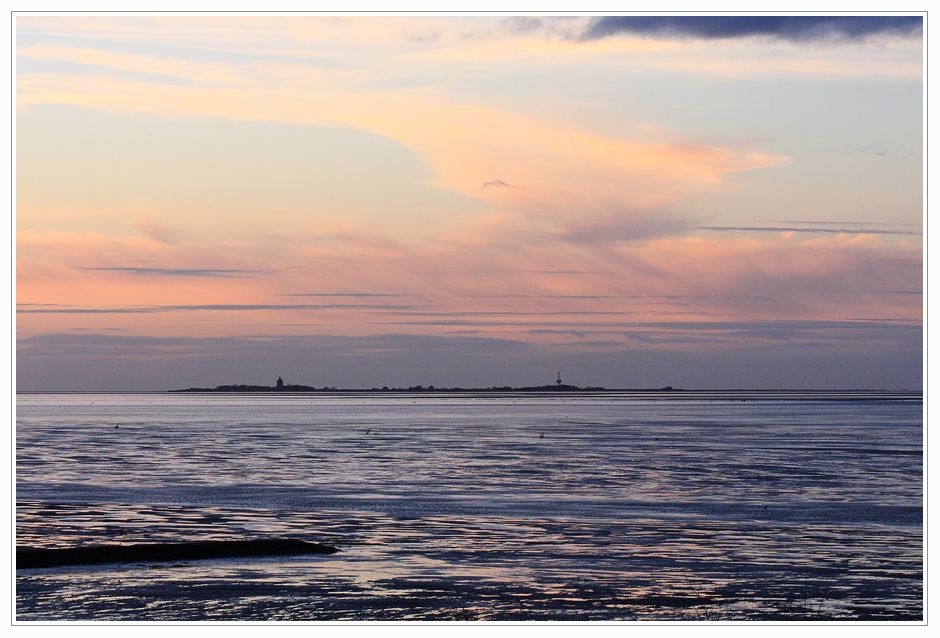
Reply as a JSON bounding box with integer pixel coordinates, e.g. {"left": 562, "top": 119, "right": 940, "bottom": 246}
{"left": 17, "top": 539, "right": 339, "bottom": 569}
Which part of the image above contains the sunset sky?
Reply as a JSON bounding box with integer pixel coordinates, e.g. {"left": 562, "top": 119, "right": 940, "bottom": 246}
{"left": 15, "top": 15, "right": 924, "bottom": 390}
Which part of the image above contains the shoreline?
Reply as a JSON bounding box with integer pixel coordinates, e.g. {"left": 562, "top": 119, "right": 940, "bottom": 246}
{"left": 15, "top": 389, "right": 924, "bottom": 401}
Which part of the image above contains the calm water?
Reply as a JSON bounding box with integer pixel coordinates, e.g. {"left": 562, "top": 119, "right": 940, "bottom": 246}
{"left": 16, "top": 392, "right": 923, "bottom": 621}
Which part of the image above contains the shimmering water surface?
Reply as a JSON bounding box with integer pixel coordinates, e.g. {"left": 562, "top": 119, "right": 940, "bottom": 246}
{"left": 16, "top": 392, "right": 923, "bottom": 621}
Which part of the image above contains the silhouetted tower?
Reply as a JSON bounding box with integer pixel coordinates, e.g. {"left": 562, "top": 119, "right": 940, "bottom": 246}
{"left": 276, "top": 376, "right": 284, "bottom": 388}
{"left": 556, "top": 371, "right": 562, "bottom": 386}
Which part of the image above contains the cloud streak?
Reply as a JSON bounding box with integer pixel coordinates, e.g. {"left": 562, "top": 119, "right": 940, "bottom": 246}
{"left": 17, "top": 303, "right": 422, "bottom": 315}
{"left": 699, "top": 225, "right": 921, "bottom": 236}
{"left": 282, "top": 292, "right": 407, "bottom": 298}
{"left": 482, "top": 178, "right": 518, "bottom": 189}
{"left": 582, "top": 16, "right": 923, "bottom": 42}
{"left": 76, "top": 266, "right": 268, "bottom": 278}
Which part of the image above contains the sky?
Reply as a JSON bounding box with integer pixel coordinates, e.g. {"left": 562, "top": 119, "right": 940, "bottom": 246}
{"left": 15, "top": 15, "right": 924, "bottom": 390}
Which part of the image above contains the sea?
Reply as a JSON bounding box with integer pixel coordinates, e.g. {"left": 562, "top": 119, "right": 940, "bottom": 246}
{"left": 15, "top": 391, "right": 923, "bottom": 621}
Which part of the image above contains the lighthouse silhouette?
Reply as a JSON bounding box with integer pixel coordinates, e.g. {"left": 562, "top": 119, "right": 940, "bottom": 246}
{"left": 556, "top": 371, "right": 562, "bottom": 386}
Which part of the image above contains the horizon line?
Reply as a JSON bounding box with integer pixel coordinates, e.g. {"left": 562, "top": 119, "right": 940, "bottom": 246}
{"left": 15, "top": 388, "right": 922, "bottom": 394}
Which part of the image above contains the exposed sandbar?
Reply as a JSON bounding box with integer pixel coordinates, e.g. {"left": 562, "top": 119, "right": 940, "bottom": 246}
{"left": 17, "top": 539, "right": 339, "bottom": 569}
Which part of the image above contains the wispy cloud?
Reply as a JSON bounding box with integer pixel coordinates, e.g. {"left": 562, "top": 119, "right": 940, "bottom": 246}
{"left": 382, "top": 310, "right": 634, "bottom": 318}
{"left": 469, "top": 293, "right": 773, "bottom": 302}
{"left": 17, "top": 44, "right": 240, "bottom": 83}
{"left": 500, "top": 16, "right": 544, "bottom": 35}
{"left": 848, "top": 145, "right": 911, "bottom": 160}
{"left": 699, "top": 225, "right": 921, "bottom": 236}
{"left": 482, "top": 178, "right": 518, "bottom": 189}
{"left": 76, "top": 266, "right": 267, "bottom": 278}
{"left": 556, "top": 211, "right": 694, "bottom": 245}
{"left": 468, "top": 294, "right": 618, "bottom": 300}
{"left": 771, "top": 219, "right": 920, "bottom": 228}
{"left": 416, "top": 269, "right": 607, "bottom": 275}
{"left": 400, "top": 28, "right": 441, "bottom": 44}
{"left": 582, "top": 16, "right": 923, "bottom": 42}
{"left": 385, "top": 319, "right": 920, "bottom": 332}
{"left": 17, "top": 303, "right": 422, "bottom": 315}
{"left": 282, "top": 292, "right": 406, "bottom": 298}
{"left": 134, "top": 218, "right": 180, "bottom": 245}
{"left": 527, "top": 328, "right": 588, "bottom": 338}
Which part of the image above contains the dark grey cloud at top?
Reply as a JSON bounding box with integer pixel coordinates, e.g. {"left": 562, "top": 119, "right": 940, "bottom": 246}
{"left": 582, "top": 16, "right": 923, "bottom": 42}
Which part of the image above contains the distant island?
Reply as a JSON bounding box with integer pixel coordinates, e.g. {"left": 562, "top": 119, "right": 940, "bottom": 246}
{"left": 171, "top": 383, "right": 611, "bottom": 393}
{"left": 171, "top": 375, "right": 613, "bottom": 393}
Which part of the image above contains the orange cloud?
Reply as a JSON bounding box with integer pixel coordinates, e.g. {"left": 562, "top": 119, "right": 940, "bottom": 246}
{"left": 16, "top": 53, "right": 790, "bottom": 217}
